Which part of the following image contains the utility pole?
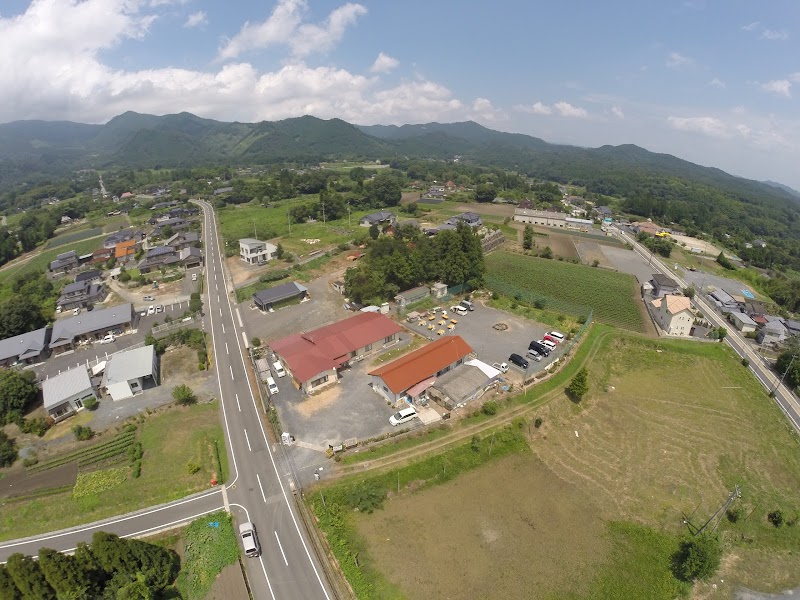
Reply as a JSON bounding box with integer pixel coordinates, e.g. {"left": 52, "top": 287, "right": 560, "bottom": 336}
{"left": 253, "top": 220, "right": 257, "bottom": 239}
{"left": 691, "top": 485, "right": 741, "bottom": 536}
{"left": 771, "top": 353, "right": 797, "bottom": 395}
{"left": 287, "top": 210, "right": 291, "bottom": 236}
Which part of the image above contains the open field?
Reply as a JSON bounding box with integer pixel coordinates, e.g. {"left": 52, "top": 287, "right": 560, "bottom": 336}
{"left": 312, "top": 333, "right": 800, "bottom": 599}
{"left": 485, "top": 251, "right": 644, "bottom": 332}
{"left": 45, "top": 226, "right": 102, "bottom": 248}
{"left": 0, "top": 401, "right": 226, "bottom": 541}
{"left": 0, "top": 237, "right": 101, "bottom": 286}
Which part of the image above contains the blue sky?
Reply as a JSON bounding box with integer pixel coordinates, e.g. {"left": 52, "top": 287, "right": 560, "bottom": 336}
{"left": 1, "top": 0, "right": 799, "bottom": 188}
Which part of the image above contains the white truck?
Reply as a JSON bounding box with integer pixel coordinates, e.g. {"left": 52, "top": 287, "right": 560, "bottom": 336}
{"left": 492, "top": 362, "right": 509, "bottom": 373}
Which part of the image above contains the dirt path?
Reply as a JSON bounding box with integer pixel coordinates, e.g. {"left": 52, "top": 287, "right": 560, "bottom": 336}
{"left": 330, "top": 327, "right": 614, "bottom": 479}
{"left": 0, "top": 463, "right": 77, "bottom": 499}
{"left": 205, "top": 561, "right": 249, "bottom": 600}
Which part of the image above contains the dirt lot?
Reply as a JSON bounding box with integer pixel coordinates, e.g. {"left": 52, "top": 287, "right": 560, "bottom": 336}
{"left": 356, "top": 452, "right": 610, "bottom": 599}
{"left": 575, "top": 241, "right": 614, "bottom": 268}
{"left": 529, "top": 227, "right": 579, "bottom": 259}
{"left": 670, "top": 233, "right": 724, "bottom": 256}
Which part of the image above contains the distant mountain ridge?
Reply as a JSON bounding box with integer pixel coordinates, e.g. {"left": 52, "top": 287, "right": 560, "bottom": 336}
{"left": 0, "top": 111, "right": 798, "bottom": 214}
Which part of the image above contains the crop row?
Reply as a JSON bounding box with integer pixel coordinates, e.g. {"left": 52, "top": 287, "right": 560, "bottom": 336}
{"left": 77, "top": 447, "right": 134, "bottom": 468}
{"left": 28, "top": 431, "right": 136, "bottom": 473}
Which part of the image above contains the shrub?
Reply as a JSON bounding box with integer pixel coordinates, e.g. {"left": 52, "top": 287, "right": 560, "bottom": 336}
{"left": 0, "top": 431, "right": 16, "bottom": 467}
{"left": 567, "top": 368, "right": 589, "bottom": 402}
{"left": 534, "top": 417, "right": 543, "bottom": 429}
{"left": 672, "top": 535, "right": 722, "bottom": 581}
{"left": 481, "top": 401, "right": 499, "bottom": 416}
{"left": 83, "top": 397, "right": 98, "bottom": 411}
{"left": 251, "top": 337, "right": 261, "bottom": 348}
{"left": 470, "top": 435, "right": 481, "bottom": 453}
{"left": 72, "top": 425, "right": 94, "bottom": 441}
{"left": 726, "top": 507, "right": 742, "bottom": 523}
{"left": 345, "top": 480, "right": 385, "bottom": 513}
{"left": 768, "top": 510, "right": 785, "bottom": 527}
{"left": 19, "top": 416, "right": 51, "bottom": 437}
{"left": 132, "top": 459, "right": 141, "bottom": 478}
{"left": 172, "top": 385, "right": 196, "bottom": 406}
{"left": 186, "top": 462, "right": 201, "bottom": 475}
{"left": 741, "top": 358, "right": 750, "bottom": 367}
{"left": 22, "top": 455, "right": 38, "bottom": 467}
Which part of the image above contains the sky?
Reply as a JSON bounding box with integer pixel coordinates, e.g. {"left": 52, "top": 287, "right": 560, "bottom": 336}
{"left": 1, "top": 0, "right": 800, "bottom": 188}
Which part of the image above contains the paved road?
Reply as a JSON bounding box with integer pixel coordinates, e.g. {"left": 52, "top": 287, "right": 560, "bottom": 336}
{"left": 613, "top": 228, "right": 800, "bottom": 434}
{"left": 0, "top": 201, "right": 333, "bottom": 600}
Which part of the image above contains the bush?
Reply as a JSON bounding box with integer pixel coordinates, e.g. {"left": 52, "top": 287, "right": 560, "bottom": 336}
{"left": 566, "top": 368, "right": 589, "bottom": 402}
{"left": 726, "top": 507, "right": 742, "bottom": 523}
{"left": 18, "top": 416, "right": 51, "bottom": 437}
{"left": 470, "top": 435, "right": 481, "bottom": 453}
{"left": 0, "top": 431, "right": 16, "bottom": 467}
{"left": 72, "top": 425, "right": 94, "bottom": 441}
{"left": 172, "top": 384, "right": 196, "bottom": 406}
{"left": 251, "top": 337, "right": 261, "bottom": 348}
{"left": 534, "top": 417, "right": 543, "bottom": 429}
{"left": 83, "top": 396, "right": 98, "bottom": 411}
{"left": 768, "top": 510, "right": 785, "bottom": 527}
{"left": 672, "top": 534, "right": 722, "bottom": 581}
{"left": 186, "top": 462, "right": 201, "bottom": 475}
{"left": 22, "top": 455, "right": 38, "bottom": 467}
{"left": 132, "top": 459, "right": 141, "bottom": 478}
{"left": 741, "top": 358, "right": 750, "bottom": 367}
{"left": 481, "top": 401, "right": 499, "bottom": 416}
{"left": 345, "top": 480, "right": 385, "bottom": 513}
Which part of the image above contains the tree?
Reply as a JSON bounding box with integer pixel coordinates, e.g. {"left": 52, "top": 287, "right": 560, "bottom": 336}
{"left": 160, "top": 225, "right": 174, "bottom": 239}
{"left": 683, "top": 286, "right": 696, "bottom": 299}
{"left": 349, "top": 166, "right": 366, "bottom": 188}
{"left": 0, "top": 370, "right": 38, "bottom": 425}
{"left": 775, "top": 349, "right": 800, "bottom": 388}
{"left": 475, "top": 183, "right": 496, "bottom": 203}
{"left": 189, "top": 291, "right": 202, "bottom": 314}
{"left": 0, "top": 430, "right": 17, "bottom": 467}
{"left": 72, "top": 425, "right": 94, "bottom": 441}
{"left": 540, "top": 246, "right": 553, "bottom": 259}
{"left": 369, "top": 223, "right": 380, "bottom": 240}
{"left": 0, "top": 564, "right": 21, "bottom": 600}
{"left": 119, "top": 270, "right": 132, "bottom": 283}
{"left": 38, "top": 548, "right": 93, "bottom": 599}
{"left": 275, "top": 243, "right": 284, "bottom": 260}
{"left": 0, "top": 299, "right": 46, "bottom": 339}
{"left": 172, "top": 384, "right": 196, "bottom": 405}
{"left": 368, "top": 173, "right": 402, "bottom": 207}
{"left": 566, "top": 368, "right": 589, "bottom": 402}
{"left": 716, "top": 326, "right": 727, "bottom": 341}
{"left": 672, "top": 535, "right": 722, "bottom": 581}
{"left": 768, "top": 509, "right": 785, "bottom": 527}
{"left": 6, "top": 553, "right": 56, "bottom": 600}
{"left": 523, "top": 225, "right": 534, "bottom": 250}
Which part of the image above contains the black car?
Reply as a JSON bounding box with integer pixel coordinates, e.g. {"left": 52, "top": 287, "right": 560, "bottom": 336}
{"left": 529, "top": 340, "right": 551, "bottom": 356}
{"left": 509, "top": 353, "right": 529, "bottom": 369}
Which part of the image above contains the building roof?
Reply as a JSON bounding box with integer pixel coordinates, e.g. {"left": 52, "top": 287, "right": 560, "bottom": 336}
{"left": 360, "top": 211, "right": 395, "bottom": 224}
{"left": 166, "top": 232, "right": 199, "bottom": 246}
{"left": 783, "top": 318, "right": 800, "bottom": 332}
{"left": 652, "top": 273, "right": 679, "bottom": 288}
{"left": 431, "top": 362, "right": 494, "bottom": 403}
{"left": 654, "top": 295, "right": 692, "bottom": 314}
{"left": 103, "top": 345, "right": 155, "bottom": 386}
{"left": 147, "top": 246, "right": 175, "bottom": 258}
{"left": 395, "top": 286, "right": 429, "bottom": 301}
{"left": 75, "top": 270, "right": 101, "bottom": 283}
{"left": 42, "top": 368, "right": 93, "bottom": 410}
{"left": 239, "top": 238, "right": 265, "bottom": 249}
{"left": 369, "top": 335, "right": 473, "bottom": 395}
{"left": 50, "top": 304, "right": 133, "bottom": 348}
{"left": 710, "top": 288, "right": 735, "bottom": 305}
{"left": 764, "top": 321, "right": 787, "bottom": 334}
{"left": 0, "top": 327, "right": 49, "bottom": 363}
{"left": 56, "top": 251, "right": 77, "bottom": 261}
{"left": 514, "top": 208, "right": 568, "bottom": 219}
{"left": 253, "top": 281, "right": 307, "bottom": 307}
{"left": 730, "top": 312, "right": 757, "bottom": 327}
{"left": 62, "top": 281, "right": 88, "bottom": 295}
{"left": 271, "top": 312, "right": 403, "bottom": 384}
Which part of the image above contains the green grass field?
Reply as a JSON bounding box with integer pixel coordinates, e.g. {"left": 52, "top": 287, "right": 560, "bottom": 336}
{"left": 45, "top": 227, "right": 103, "bottom": 248}
{"left": 0, "top": 402, "right": 227, "bottom": 541}
{"left": 176, "top": 510, "right": 239, "bottom": 600}
{"left": 0, "top": 237, "right": 102, "bottom": 287}
{"left": 485, "top": 251, "right": 644, "bottom": 331}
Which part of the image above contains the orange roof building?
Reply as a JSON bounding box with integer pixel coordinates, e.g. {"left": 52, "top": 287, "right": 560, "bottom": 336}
{"left": 369, "top": 335, "right": 473, "bottom": 403}
{"left": 115, "top": 239, "right": 136, "bottom": 260}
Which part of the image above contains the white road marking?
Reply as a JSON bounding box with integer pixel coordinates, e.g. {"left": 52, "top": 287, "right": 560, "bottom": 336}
{"left": 225, "top": 342, "right": 229, "bottom": 355}
{"left": 274, "top": 531, "right": 289, "bottom": 566}
{"left": 221, "top": 323, "right": 225, "bottom": 334}
{"left": 217, "top": 295, "right": 220, "bottom": 303}
{"left": 235, "top": 393, "right": 241, "bottom": 412}
{"left": 243, "top": 429, "right": 252, "bottom": 452}
{"left": 257, "top": 473, "right": 267, "bottom": 503}
{"left": 230, "top": 365, "right": 235, "bottom": 380}
{"left": 241, "top": 331, "right": 248, "bottom": 347}
{"left": 236, "top": 308, "right": 243, "bottom": 327}
{"left": 215, "top": 283, "right": 218, "bottom": 291}
{"left": 219, "top": 308, "right": 223, "bottom": 317}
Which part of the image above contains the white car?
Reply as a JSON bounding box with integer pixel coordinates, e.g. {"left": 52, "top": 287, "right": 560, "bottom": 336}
{"left": 266, "top": 376, "right": 279, "bottom": 395}
{"left": 191, "top": 273, "right": 198, "bottom": 281}
{"left": 72, "top": 307, "right": 81, "bottom": 315}
{"left": 147, "top": 305, "right": 155, "bottom": 315}
{"left": 143, "top": 295, "right": 155, "bottom": 302}
{"left": 389, "top": 406, "right": 417, "bottom": 426}
{"left": 100, "top": 334, "right": 116, "bottom": 344}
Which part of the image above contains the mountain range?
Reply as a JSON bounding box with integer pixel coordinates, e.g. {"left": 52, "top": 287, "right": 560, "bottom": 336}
{"left": 0, "top": 111, "right": 798, "bottom": 212}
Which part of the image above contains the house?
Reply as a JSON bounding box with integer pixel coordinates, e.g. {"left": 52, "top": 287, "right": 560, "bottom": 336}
{"left": 650, "top": 295, "right": 694, "bottom": 336}
{"left": 423, "top": 223, "right": 458, "bottom": 236}
{"left": 253, "top": 282, "right": 308, "bottom": 311}
{"left": 513, "top": 208, "right": 568, "bottom": 228}
{"left": 120, "top": 192, "right": 134, "bottom": 199}
{"left": 428, "top": 359, "right": 501, "bottom": 410}
{"left": 729, "top": 312, "right": 757, "bottom": 333}
{"left": 75, "top": 270, "right": 102, "bottom": 284}
{"left": 102, "top": 345, "right": 159, "bottom": 401}
{"left": 631, "top": 221, "right": 663, "bottom": 236}
{"left": 0, "top": 327, "right": 51, "bottom": 367}
{"left": 368, "top": 336, "right": 474, "bottom": 404}
{"left": 744, "top": 300, "right": 770, "bottom": 315}
{"left": 430, "top": 282, "right": 448, "bottom": 299}
{"left": 89, "top": 246, "right": 114, "bottom": 265}
{"left": 594, "top": 206, "right": 613, "bottom": 218}
{"left": 359, "top": 211, "right": 396, "bottom": 228}
{"left": 709, "top": 288, "right": 739, "bottom": 311}
{"left": 152, "top": 218, "right": 188, "bottom": 237}
{"left": 56, "top": 280, "right": 107, "bottom": 310}
{"left": 239, "top": 239, "right": 278, "bottom": 265}
{"left": 651, "top": 273, "right": 681, "bottom": 297}
{"left": 42, "top": 368, "right": 96, "bottom": 423}
{"left": 782, "top": 319, "right": 800, "bottom": 337}
{"left": 49, "top": 251, "right": 79, "bottom": 273}
{"left": 179, "top": 247, "right": 204, "bottom": 269}
{"left": 49, "top": 304, "right": 134, "bottom": 353}
{"left": 270, "top": 312, "right": 403, "bottom": 394}
{"left": 165, "top": 231, "right": 199, "bottom": 252}
{"left": 394, "top": 286, "right": 430, "bottom": 308}
{"left": 213, "top": 186, "right": 234, "bottom": 196}
{"left": 115, "top": 239, "right": 137, "bottom": 263}
{"left": 446, "top": 212, "right": 482, "bottom": 228}
{"left": 758, "top": 321, "right": 787, "bottom": 345}
{"left": 103, "top": 229, "right": 144, "bottom": 250}
{"left": 150, "top": 201, "right": 178, "bottom": 211}
{"left": 138, "top": 246, "right": 180, "bottom": 273}
{"left": 330, "top": 280, "right": 346, "bottom": 294}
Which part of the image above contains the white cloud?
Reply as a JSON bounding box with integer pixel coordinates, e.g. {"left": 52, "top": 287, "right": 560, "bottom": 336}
{"left": 529, "top": 102, "right": 552, "bottom": 115}
{"left": 741, "top": 21, "right": 760, "bottom": 32}
{"left": 370, "top": 52, "right": 398, "bottom": 74}
{"left": 666, "top": 52, "right": 694, "bottom": 69}
{"left": 760, "top": 28, "right": 789, "bottom": 40}
{"left": 183, "top": 11, "right": 207, "bottom": 29}
{"left": 217, "top": 0, "right": 366, "bottom": 61}
{"left": 553, "top": 101, "right": 588, "bottom": 118}
{"left": 708, "top": 77, "right": 726, "bottom": 89}
{"left": 761, "top": 79, "right": 792, "bottom": 97}
{"left": 611, "top": 105, "right": 624, "bottom": 119}
{"left": 469, "top": 97, "right": 505, "bottom": 123}
{"left": 667, "top": 116, "right": 728, "bottom": 138}
{"left": 516, "top": 101, "right": 587, "bottom": 118}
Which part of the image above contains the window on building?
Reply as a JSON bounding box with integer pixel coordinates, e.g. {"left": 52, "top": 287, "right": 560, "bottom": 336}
{"left": 364, "top": 344, "right": 372, "bottom": 352}
{"left": 385, "top": 335, "right": 395, "bottom": 343}
{"left": 311, "top": 375, "right": 329, "bottom": 387}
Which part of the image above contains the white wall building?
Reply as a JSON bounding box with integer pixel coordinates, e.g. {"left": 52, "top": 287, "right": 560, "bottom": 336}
{"left": 42, "top": 368, "right": 96, "bottom": 422}
{"left": 103, "top": 345, "right": 159, "bottom": 401}
{"left": 650, "top": 295, "right": 694, "bottom": 337}
{"left": 513, "top": 208, "right": 568, "bottom": 228}
{"left": 239, "top": 238, "right": 278, "bottom": 265}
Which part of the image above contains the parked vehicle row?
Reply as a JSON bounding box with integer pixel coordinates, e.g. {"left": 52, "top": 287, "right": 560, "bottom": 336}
{"left": 508, "top": 330, "right": 565, "bottom": 370}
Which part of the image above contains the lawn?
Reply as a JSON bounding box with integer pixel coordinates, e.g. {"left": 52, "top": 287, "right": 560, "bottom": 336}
{"left": 0, "top": 237, "right": 102, "bottom": 287}
{"left": 310, "top": 333, "right": 800, "bottom": 599}
{"left": 485, "top": 251, "right": 644, "bottom": 332}
{"left": 0, "top": 402, "right": 227, "bottom": 541}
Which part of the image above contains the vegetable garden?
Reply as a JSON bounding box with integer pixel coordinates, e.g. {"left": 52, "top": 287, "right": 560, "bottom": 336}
{"left": 485, "top": 251, "right": 644, "bottom": 332}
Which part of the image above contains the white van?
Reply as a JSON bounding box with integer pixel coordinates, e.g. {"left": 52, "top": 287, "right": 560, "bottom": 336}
{"left": 273, "top": 361, "right": 286, "bottom": 378}
{"left": 549, "top": 330, "right": 565, "bottom": 341}
{"left": 266, "top": 376, "right": 279, "bottom": 395}
{"left": 389, "top": 406, "right": 417, "bottom": 426}
{"left": 450, "top": 305, "right": 468, "bottom": 316}
{"left": 459, "top": 300, "right": 475, "bottom": 311}
{"left": 239, "top": 522, "right": 261, "bottom": 558}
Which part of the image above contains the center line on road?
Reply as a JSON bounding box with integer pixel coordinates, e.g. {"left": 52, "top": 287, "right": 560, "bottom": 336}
{"left": 256, "top": 473, "right": 267, "bottom": 503}
{"left": 243, "top": 428, "right": 252, "bottom": 452}
{"left": 230, "top": 365, "right": 234, "bottom": 380}
{"left": 225, "top": 342, "right": 229, "bottom": 355}
{"left": 215, "top": 283, "right": 218, "bottom": 291}
{"left": 235, "top": 393, "right": 241, "bottom": 411}
{"left": 217, "top": 295, "right": 220, "bottom": 303}
{"left": 221, "top": 323, "right": 225, "bottom": 334}
{"left": 274, "top": 531, "right": 289, "bottom": 566}
{"left": 219, "top": 308, "right": 222, "bottom": 317}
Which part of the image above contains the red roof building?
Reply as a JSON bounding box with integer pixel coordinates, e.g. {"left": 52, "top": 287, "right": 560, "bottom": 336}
{"left": 368, "top": 335, "right": 473, "bottom": 403}
{"left": 270, "top": 312, "right": 403, "bottom": 393}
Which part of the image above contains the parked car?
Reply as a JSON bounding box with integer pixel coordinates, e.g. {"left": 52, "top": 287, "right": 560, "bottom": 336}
{"left": 389, "top": 406, "right": 418, "bottom": 426}
{"left": 508, "top": 353, "right": 529, "bottom": 369}
{"left": 541, "top": 339, "right": 557, "bottom": 350}
{"left": 191, "top": 273, "right": 198, "bottom": 281}
{"left": 155, "top": 305, "right": 164, "bottom": 313}
{"left": 100, "top": 333, "right": 116, "bottom": 344}
{"left": 543, "top": 334, "right": 559, "bottom": 344}
{"left": 529, "top": 341, "right": 551, "bottom": 356}
{"left": 266, "top": 376, "right": 279, "bottom": 395}
{"left": 147, "top": 305, "right": 156, "bottom": 315}
{"left": 460, "top": 300, "right": 475, "bottom": 311}
{"left": 72, "top": 307, "right": 81, "bottom": 315}
{"left": 549, "top": 331, "right": 565, "bottom": 342}
{"left": 492, "top": 362, "right": 509, "bottom": 373}
{"left": 143, "top": 295, "right": 155, "bottom": 302}
{"left": 239, "top": 522, "right": 261, "bottom": 558}
{"left": 527, "top": 348, "right": 542, "bottom": 361}
{"left": 450, "top": 305, "right": 468, "bottom": 316}
{"left": 273, "top": 361, "right": 286, "bottom": 378}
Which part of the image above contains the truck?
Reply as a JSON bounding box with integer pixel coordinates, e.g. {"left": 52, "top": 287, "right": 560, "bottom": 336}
{"left": 492, "top": 362, "right": 509, "bottom": 373}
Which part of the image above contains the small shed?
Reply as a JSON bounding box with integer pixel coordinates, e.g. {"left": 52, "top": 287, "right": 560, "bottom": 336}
{"left": 394, "top": 286, "right": 430, "bottom": 308}
{"left": 430, "top": 282, "right": 448, "bottom": 299}
{"left": 729, "top": 311, "right": 757, "bottom": 333}
{"left": 253, "top": 282, "right": 308, "bottom": 311}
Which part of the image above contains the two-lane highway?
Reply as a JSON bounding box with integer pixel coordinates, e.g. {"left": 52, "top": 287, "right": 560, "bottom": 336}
{"left": 198, "top": 200, "right": 332, "bottom": 600}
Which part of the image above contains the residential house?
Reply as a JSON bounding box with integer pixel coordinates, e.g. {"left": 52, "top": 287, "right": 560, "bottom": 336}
{"left": 239, "top": 239, "right": 277, "bottom": 265}
{"left": 0, "top": 327, "right": 51, "bottom": 367}
{"left": 758, "top": 320, "right": 788, "bottom": 346}
{"left": 422, "top": 223, "right": 457, "bottom": 236}
{"left": 752, "top": 239, "right": 767, "bottom": 248}
{"left": 513, "top": 208, "right": 568, "bottom": 228}
{"left": 138, "top": 246, "right": 181, "bottom": 273}
{"left": 56, "top": 280, "right": 107, "bottom": 310}
{"left": 270, "top": 312, "right": 403, "bottom": 394}
{"left": 446, "top": 212, "right": 482, "bottom": 228}
{"left": 115, "top": 239, "right": 137, "bottom": 263}
{"left": 394, "top": 286, "right": 430, "bottom": 308}
{"left": 102, "top": 345, "right": 159, "bottom": 401}
{"left": 709, "top": 288, "right": 740, "bottom": 311}
{"left": 152, "top": 218, "right": 188, "bottom": 237}
{"left": 75, "top": 270, "right": 102, "bottom": 284}
{"left": 165, "top": 231, "right": 199, "bottom": 252}
{"left": 594, "top": 206, "right": 613, "bottom": 218}
{"left": 103, "top": 229, "right": 144, "bottom": 250}
{"left": 729, "top": 312, "right": 757, "bottom": 333}
{"left": 213, "top": 186, "right": 234, "bottom": 196}
{"left": 359, "top": 211, "right": 396, "bottom": 228}
{"left": 368, "top": 336, "right": 474, "bottom": 404}
{"left": 48, "top": 304, "right": 134, "bottom": 353}
{"left": 179, "top": 247, "right": 203, "bottom": 269}
{"left": 49, "top": 251, "right": 79, "bottom": 274}
{"left": 42, "top": 368, "right": 96, "bottom": 422}
{"left": 782, "top": 319, "right": 800, "bottom": 337}
{"left": 253, "top": 282, "right": 308, "bottom": 311}
{"left": 428, "top": 359, "right": 501, "bottom": 410}
{"left": 150, "top": 201, "right": 178, "bottom": 211}
{"left": 651, "top": 273, "right": 681, "bottom": 297}
{"left": 89, "top": 246, "right": 114, "bottom": 265}
{"left": 650, "top": 295, "right": 694, "bottom": 337}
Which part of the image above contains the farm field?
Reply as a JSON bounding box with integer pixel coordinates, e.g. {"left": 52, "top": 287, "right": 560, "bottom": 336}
{"left": 0, "top": 236, "right": 102, "bottom": 287}
{"left": 485, "top": 251, "right": 644, "bottom": 331}
{"left": 45, "top": 226, "right": 103, "bottom": 248}
{"left": 316, "top": 334, "right": 800, "bottom": 599}
{"left": 0, "top": 401, "right": 226, "bottom": 541}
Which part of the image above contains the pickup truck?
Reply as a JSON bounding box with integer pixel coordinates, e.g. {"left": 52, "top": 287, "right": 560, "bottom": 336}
{"left": 492, "top": 362, "right": 509, "bottom": 373}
